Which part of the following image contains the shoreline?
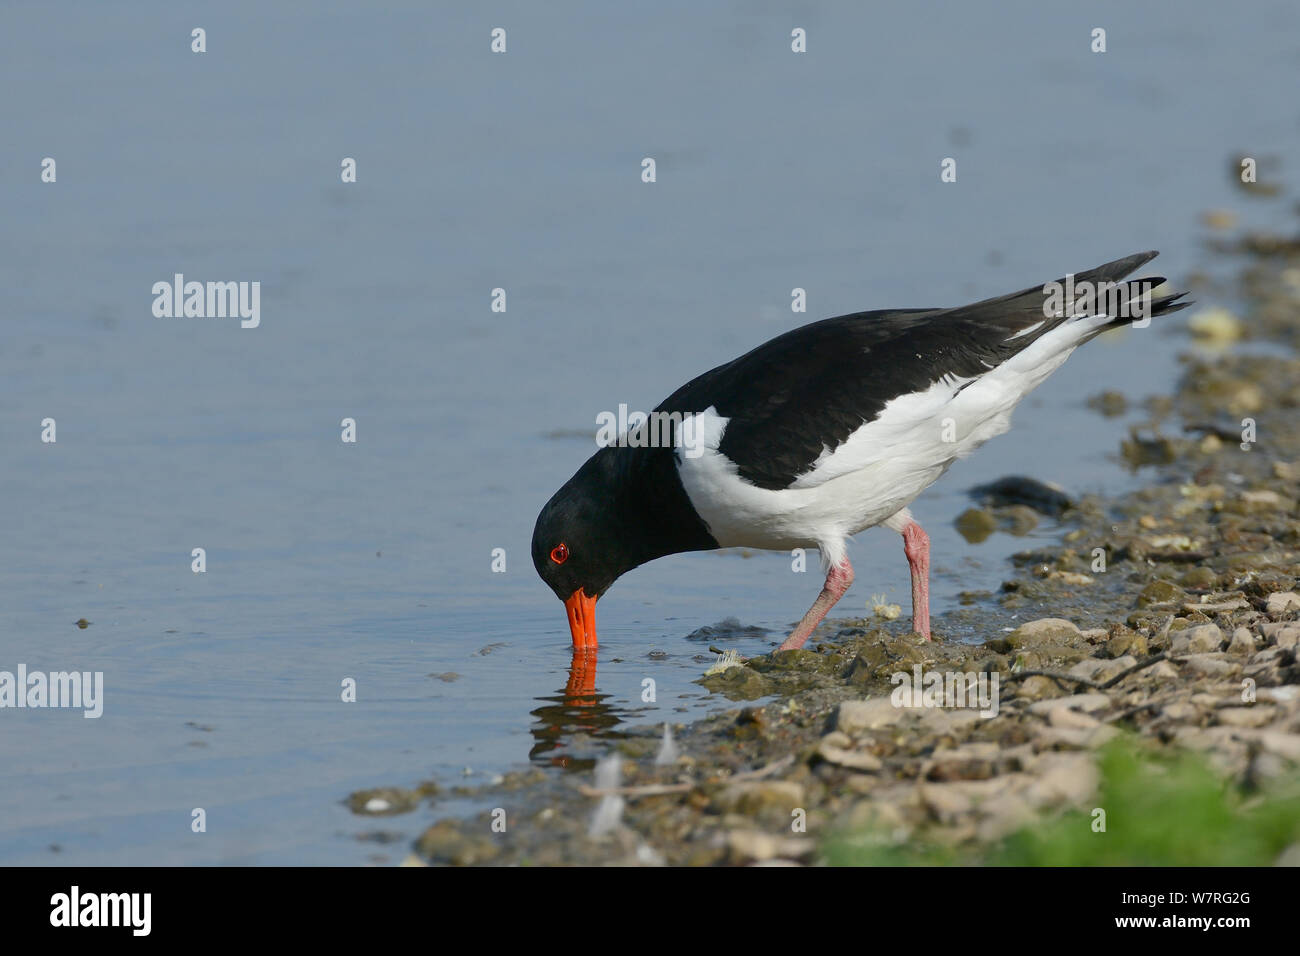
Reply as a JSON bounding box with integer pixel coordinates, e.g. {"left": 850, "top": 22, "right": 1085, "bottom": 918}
{"left": 358, "top": 215, "right": 1300, "bottom": 866}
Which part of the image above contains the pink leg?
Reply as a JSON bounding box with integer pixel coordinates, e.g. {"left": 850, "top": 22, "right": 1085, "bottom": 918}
{"left": 778, "top": 559, "right": 854, "bottom": 651}
{"left": 902, "top": 521, "right": 931, "bottom": 639}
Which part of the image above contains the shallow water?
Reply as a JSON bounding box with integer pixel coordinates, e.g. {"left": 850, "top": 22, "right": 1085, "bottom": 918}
{"left": 3, "top": 0, "right": 1299, "bottom": 864}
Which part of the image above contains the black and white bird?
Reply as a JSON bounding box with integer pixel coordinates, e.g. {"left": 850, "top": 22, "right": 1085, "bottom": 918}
{"left": 533, "top": 252, "right": 1188, "bottom": 652}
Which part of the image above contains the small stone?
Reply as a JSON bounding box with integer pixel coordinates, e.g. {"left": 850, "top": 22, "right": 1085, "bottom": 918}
{"left": 999, "top": 504, "right": 1039, "bottom": 536}
{"left": 1259, "top": 686, "right": 1300, "bottom": 705}
{"left": 1048, "top": 707, "right": 1101, "bottom": 729}
{"left": 1068, "top": 655, "right": 1137, "bottom": 684}
{"left": 1201, "top": 209, "right": 1237, "bottom": 230}
{"left": 1240, "top": 489, "right": 1294, "bottom": 513}
{"left": 1215, "top": 706, "right": 1276, "bottom": 728}
{"left": 1266, "top": 592, "right": 1300, "bottom": 618}
{"left": 1257, "top": 732, "right": 1300, "bottom": 763}
{"left": 715, "top": 780, "right": 805, "bottom": 815}
{"left": 1015, "top": 675, "right": 1065, "bottom": 702}
{"left": 1163, "top": 701, "right": 1199, "bottom": 721}
{"left": 926, "top": 746, "right": 998, "bottom": 782}
{"left": 1048, "top": 571, "right": 1094, "bottom": 587}
{"left": 1251, "top": 647, "right": 1290, "bottom": 666}
{"left": 817, "top": 733, "right": 883, "bottom": 772}
{"left": 1033, "top": 724, "right": 1119, "bottom": 751}
{"left": 1180, "top": 567, "right": 1218, "bottom": 589}
{"left": 1087, "top": 390, "right": 1128, "bottom": 417}
{"left": 415, "top": 821, "right": 500, "bottom": 865}
{"left": 347, "top": 787, "right": 422, "bottom": 816}
{"left": 918, "top": 781, "right": 973, "bottom": 822}
{"left": 955, "top": 507, "right": 997, "bottom": 544}
{"left": 1181, "top": 654, "right": 1238, "bottom": 679}
{"left": 1274, "top": 626, "right": 1300, "bottom": 650}
{"left": 1021, "top": 753, "right": 1098, "bottom": 808}
{"left": 1188, "top": 308, "right": 1244, "bottom": 344}
{"left": 1027, "top": 693, "right": 1111, "bottom": 715}
{"left": 1183, "top": 596, "right": 1250, "bottom": 615}
{"left": 1227, "top": 628, "right": 1256, "bottom": 657}
{"left": 726, "top": 830, "right": 814, "bottom": 863}
{"left": 837, "top": 698, "right": 906, "bottom": 734}
{"left": 699, "top": 665, "right": 773, "bottom": 701}
{"left": 1137, "top": 580, "right": 1185, "bottom": 608}
{"left": 1171, "top": 624, "right": 1224, "bottom": 655}
{"left": 1148, "top": 660, "right": 1181, "bottom": 681}
{"left": 1105, "top": 631, "right": 1148, "bottom": 659}
{"left": 1272, "top": 461, "right": 1299, "bottom": 482}
{"left": 1006, "top": 618, "right": 1082, "bottom": 649}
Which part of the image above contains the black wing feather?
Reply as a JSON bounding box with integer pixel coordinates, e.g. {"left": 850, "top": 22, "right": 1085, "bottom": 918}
{"left": 655, "top": 251, "right": 1185, "bottom": 490}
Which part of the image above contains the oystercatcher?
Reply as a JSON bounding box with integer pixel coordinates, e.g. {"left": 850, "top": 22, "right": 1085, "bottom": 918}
{"left": 533, "top": 252, "right": 1187, "bottom": 651}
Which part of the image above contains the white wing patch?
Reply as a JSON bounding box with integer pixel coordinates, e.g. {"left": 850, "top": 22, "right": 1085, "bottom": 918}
{"left": 1005, "top": 319, "right": 1044, "bottom": 341}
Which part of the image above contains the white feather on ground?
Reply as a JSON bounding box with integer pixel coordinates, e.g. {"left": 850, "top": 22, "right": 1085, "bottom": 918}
{"left": 654, "top": 723, "right": 680, "bottom": 766}
{"left": 588, "top": 753, "right": 625, "bottom": 837}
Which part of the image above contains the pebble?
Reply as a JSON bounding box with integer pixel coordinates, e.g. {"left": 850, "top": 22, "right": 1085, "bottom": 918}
{"left": 1047, "top": 706, "right": 1102, "bottom": 729}
{"left": 415, "top": 821, "right": 501, "bottom": 865}
{"left": 726, "top": 830, "right": 814, "bottom": 864}
{"left": 918, "top": 780, "right": 977, "bottom": 821}
{"left": 837, "top": 698, "right": 906, "bottom": 734}
{"left": 1171, "top": 623, "right": 1224, "bottom": 655}
{"left": 1148, "top": 660, "right": 1181, "bottom": 681}
{"left": 1266, "top": 592, "right": 1300, "bottom": 617}
{"left": 1181, "top": 654, "right": 1238, "bottom": 679}
{"left": 1020, "top": 753, "right": 1097, "bottom": 806}
{"left": 817, "top": 732, "right": 884, "bottom": 772}
{"left": 1027, "top": 693, "right": 1111, "bottom": 715}
{"left": 1188, "top": 307, "right": 1243, "bottom": 344}
{"left": 1226, "top": 628, "right": 1256, "bottom": 657}
{"left": 1215, "top": 706, "right": 1276, "bottom": 728}
{"left": 1255, "top": 732, "right": 1300, "bottom": 763}
{"left": 715, "top": 780, "right": 805, "bottom": 815}
{"left": 1137, "top": 579, "right": 1185, "bottom": 607}
{"left": 1007, "top": 618, "right": 1082, "bottom": 649}
{"left": 1033, "top": 724, "right": 1118, "bottom": 751}
{"left": 1106, "top": 631, "right": 1148, "bottom": 658}
{"left": 1068, "top": 655, "right": 1137, "bottom": 684}
{"left": 1015, "top": 675, "right": 1065, "bottom": 701}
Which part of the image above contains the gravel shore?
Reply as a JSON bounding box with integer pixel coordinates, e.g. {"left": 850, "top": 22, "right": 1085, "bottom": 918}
{"left": 358, "top": 210, "right": 1300, "bottom": 866}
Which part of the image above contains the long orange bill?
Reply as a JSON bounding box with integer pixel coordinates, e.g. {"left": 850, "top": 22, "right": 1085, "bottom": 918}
{"left": 564, "top": 588, "right": 598, "bottom": 650}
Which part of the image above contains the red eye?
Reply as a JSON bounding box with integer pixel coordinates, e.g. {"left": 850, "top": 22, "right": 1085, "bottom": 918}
{"left": 550, "top": 543, "right": 569, "bottom": 565}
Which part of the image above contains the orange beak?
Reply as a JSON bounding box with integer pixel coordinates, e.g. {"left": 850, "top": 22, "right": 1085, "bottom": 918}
{"left": 564, "top": 588, "right": 598, "bottom": 650}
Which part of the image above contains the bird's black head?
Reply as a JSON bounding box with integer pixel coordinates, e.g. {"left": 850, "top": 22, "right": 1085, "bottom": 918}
{"left": 533, "top": 443, "right": 720, "bottom": 650}
{"left": 531, "top": 484, "right": 622, "bottom": 603}
{"left": 531, "top": 456, "right": 630, "bottom": 650}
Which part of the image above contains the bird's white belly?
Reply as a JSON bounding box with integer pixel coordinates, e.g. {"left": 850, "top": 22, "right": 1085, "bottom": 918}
{"left": 677, "top": 447, "right": 948, "bottom": 552}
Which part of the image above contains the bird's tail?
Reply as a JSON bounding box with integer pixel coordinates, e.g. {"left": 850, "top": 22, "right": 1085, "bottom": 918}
{"left": 1051, "top": 250, "right": 1192, "bottom": 335}
{"left": 954, "top": 250, "right": 1191, "bottom": 345}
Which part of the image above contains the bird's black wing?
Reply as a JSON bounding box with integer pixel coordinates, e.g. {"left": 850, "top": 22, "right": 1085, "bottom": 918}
{"left": 655, "top": 251, "right": 1186, "bottom": 490}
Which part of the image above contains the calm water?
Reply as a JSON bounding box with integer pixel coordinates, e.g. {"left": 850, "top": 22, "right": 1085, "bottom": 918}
{"left": 2, "top": 1, "right": 1298, "bottom": 864}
